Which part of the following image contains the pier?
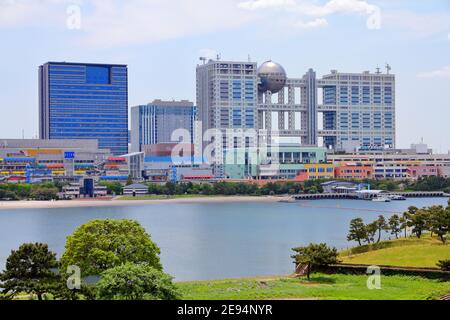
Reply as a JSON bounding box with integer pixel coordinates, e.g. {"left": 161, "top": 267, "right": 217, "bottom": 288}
{"left": 293, "top": 191, "right": 448, "bottom": 201}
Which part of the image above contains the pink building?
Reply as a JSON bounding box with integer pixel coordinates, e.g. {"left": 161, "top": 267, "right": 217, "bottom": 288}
{"left": 406, "top": 165, "right": 438, "bottom": 180}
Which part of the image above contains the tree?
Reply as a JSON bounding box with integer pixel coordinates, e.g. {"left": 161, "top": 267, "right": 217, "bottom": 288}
{"left": 400, "top": 212, "right": 409, "bottom": 238}
{"left": 347, "top": 218, "right": 367, "bottom": 246}
{"left": 388, "top": 214, "right": 402, "bottom": 239}
{"left": 407, "top": 209, "right": 430, "bottom": 239}
{"left": 30, "top": 187, "right": 59, "bottom": 201}
{"left": 96, "top": 263, "right": 180, "bottom": 300}
{"left": 365, "top": 221, "right": 378, "bottom": 244}
{"left": 0, "top": 243, "right": 59, "bottom": 300}
{"left": 126, "top": 175, "right": 133, "bottom": 186}
{"left": 376, "top": 215, "right": 388, "bottom": 243}
{"left": 437, "top": 260, "right": 450, "bottom": 271}
{"left": 60, "top": 219, "right": 162, "bottom": 277}
{"left": 428, "top": 206, "right": 450, "bottom": 244}
{"left": 292, "top": 244, "right": 340, "bottom": 280}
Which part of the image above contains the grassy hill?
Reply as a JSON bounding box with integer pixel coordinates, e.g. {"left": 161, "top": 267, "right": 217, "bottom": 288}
{"left": 340, "top": 236, "right": 450, "bottom": 268}
{"left": 178, "top": 236, "right": 450, "bottom": 300}
{"left": 177, "top": 274, "right": 450, "bottom": 300}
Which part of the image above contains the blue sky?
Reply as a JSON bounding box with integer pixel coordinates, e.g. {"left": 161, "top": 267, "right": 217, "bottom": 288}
{"left": 0, "top": 0, "right": 449, "bottom": 151}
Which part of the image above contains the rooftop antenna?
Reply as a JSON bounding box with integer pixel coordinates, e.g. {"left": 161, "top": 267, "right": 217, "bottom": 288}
{"left": 199, "top": 57, "right": 207, "bottom": 65}
{"left": 248, "top": 54, "right": 251, "bottom": 62}
{"left": 386, "top": 63, "right": 391, "bottom": 74}
{"left": 376, "top": 65, "right": 381, "bottom": 74}
{"left": 216, "top": 54, "right": 221, "bottom": 61}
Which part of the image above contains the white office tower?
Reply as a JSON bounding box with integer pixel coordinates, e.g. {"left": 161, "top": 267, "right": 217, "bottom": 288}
{"left": 196, "top": 60, "right": 258, "bottom": 177}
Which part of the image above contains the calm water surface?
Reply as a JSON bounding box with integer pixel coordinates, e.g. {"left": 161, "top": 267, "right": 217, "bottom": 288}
{"left": 0, "top": 198, "right": 448, "bottom": 281}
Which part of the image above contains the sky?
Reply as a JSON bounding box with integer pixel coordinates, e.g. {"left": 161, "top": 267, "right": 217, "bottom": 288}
{"left": 0, "top": 0, "right": 449, "bottom": 152}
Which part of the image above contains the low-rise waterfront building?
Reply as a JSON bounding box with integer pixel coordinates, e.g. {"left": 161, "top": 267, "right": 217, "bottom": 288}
{"left": 123, "top": 183, "right": 149, "bottom": 197}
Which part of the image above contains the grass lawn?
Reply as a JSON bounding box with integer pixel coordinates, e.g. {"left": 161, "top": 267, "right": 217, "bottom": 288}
{"left": 177, "top": 274, "right": 450, "bottom": 300}
{"left": 340, "top": 236, "right": 450, "bottom": 268}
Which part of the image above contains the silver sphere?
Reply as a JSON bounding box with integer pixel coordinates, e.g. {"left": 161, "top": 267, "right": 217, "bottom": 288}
{"left": 257, "top": 60, "right": 287, "bottom": 94}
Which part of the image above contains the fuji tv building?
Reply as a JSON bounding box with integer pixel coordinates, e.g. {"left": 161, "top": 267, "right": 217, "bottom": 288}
{"left": 196, "top": 58, "right": 396, "bottom": 179}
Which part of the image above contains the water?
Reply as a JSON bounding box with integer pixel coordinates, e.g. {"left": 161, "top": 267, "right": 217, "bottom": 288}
{"left": 0, "top": 198, "right": 447, "bottom": 281}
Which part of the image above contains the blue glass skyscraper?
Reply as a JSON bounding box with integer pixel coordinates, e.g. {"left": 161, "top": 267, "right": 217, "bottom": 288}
{"left": 39, "top": 62, "right": 128, "bottom": 155}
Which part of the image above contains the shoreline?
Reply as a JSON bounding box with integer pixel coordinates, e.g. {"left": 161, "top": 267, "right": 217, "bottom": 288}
{"left": 0, "top": 196, "right": 284, "bottom": 210}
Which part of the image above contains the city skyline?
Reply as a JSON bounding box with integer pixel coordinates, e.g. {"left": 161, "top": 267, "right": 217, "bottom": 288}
{"left": 0, "top": 0, "right": 449, "bottom": 152}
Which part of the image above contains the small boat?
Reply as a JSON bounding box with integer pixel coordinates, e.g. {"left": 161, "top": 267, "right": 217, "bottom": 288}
{"left": 389, "top": 195, "right": 407, "bottom": 201}
{"left": 372, "top": 197, "right": 391, "bottom": 202}
{"left": 279, "top": 197, "right": 296, "bottom": 203}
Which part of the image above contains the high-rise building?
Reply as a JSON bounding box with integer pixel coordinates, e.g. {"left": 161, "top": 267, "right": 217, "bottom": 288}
{"left": 196, "top": 60, "right": 258, "bottom": 147}
{"left": 196, "top": 60, "right": 259, "bottom": 177}
{"left": 196, "top": 59, "right": 396, "bottom": 151}
{"left": 39, "top": 62, "right": 128, "bottom": 155}
{"left": 130, "top": 100, "right": 196, "bottom": 153}
{"left": 319, "top": 70, "right": 396, "bottom": 150}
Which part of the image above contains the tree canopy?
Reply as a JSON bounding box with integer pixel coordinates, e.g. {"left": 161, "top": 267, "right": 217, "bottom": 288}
{"left": 0, "top": 243, "right": 59, "bottom": 300}
{"left": 292, "top": 243, "right": 339, "bottom": 280}
{"left": 60, "top": 219, "right": 162, "bottom": 277}
{"left": 96, "top": 263, "right": 180, "bottom": 300}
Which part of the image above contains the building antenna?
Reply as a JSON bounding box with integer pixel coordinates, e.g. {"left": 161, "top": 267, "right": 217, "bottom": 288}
{"left": 376, "top": 65, "right": 381, "bottom": 74}
{"left": 199, "top": 57, "right": 207, "bottom": 65}
{"left": 248, "top": 54, "right": 251, "bottom": 62}
{"left": 386, "top": 63, "right": 391, "bottom": 74}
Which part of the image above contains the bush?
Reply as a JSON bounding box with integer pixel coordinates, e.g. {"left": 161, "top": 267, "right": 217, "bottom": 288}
{"left": 96, "top": 263, "right": 180, "bottom": 300}
{"left": 437, "top": 260, "right": 450, "bottom": 271}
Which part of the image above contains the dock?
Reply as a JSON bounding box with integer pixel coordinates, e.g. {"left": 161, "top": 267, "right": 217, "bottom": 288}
{"left": 293, "top": 191, "right": 448, "bottom": 201}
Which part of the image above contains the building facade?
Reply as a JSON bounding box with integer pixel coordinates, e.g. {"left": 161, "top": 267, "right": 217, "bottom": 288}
{"left": 39, "top": 62, "right": 129, "bottom": 155}
{"left": 0, "top": 139, "right": 110, "bottom": 183}
{"left": 130, "top": 100, "right": 196, "bottom": 153}
{"left": 196, "top": 59, "right": 396, "bottom": 156}
{"left": 196, "top": 58, "right": 397, "bottom": 180}
{"left": 319, "top": 70, "right": 396, "bottom": 150}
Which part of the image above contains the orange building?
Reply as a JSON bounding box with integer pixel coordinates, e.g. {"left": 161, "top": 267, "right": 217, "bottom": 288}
{"left": 334, "top": 163, "right": 373, "bottom": 180}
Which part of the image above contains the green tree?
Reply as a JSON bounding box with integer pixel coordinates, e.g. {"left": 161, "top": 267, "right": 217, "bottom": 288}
{"left": 365, "top": 221, "right": 378, "bottom": 244}
{"left": 437, "top": 260, "right": 450, "bottom": 271}
{"left": 347, "top": 218, "right": 367, "bottom": 246}
{"left": 0, "top": 243, "right": 59, "bottom": 300}
{"left": 99, "top": 182, "right": 123, "bottom": 196}
{"left": 291, "top": 244, "right": 340, "bottom": 280}
{"left": 96, "top": 263, "right": 180, "bottom": 300}
{"left": 126, "top": 175, "right": 133, "bottom": 186}
{"left": 428, "top": 205, "right": 450, "bottom": 244}
{"left": 30, "top": 187, "right": 59, "bottom": 201}
{"left": 388, "top": 214, "right": 402, "bottom": 239}
{"left": 376, "top": 215, "right": 388, "bottom": 243}
{"left": 407, "top": 209, "right": 430, "bottom": 239}
{"left": 60, "top": 219, "right": 162, "bottom": 277}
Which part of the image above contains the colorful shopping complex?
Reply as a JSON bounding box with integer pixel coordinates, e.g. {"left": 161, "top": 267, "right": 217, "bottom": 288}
{"left": 0, "top": 139, "right": 449, "bottom": 185}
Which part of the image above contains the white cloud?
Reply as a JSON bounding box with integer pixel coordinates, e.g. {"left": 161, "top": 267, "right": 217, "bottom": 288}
{"left": 78, "top": 1, "right": 253, "bottom": 48}
{"left": 382, "top": 10, "right": 450, "bottom": 38}
{"left": 0, "top": 0, "right": 77, "bottom": 27}
{"left": 238, "top": 0, "right": 379, "bottom": 16}
{"left": 293, "top": 18, "right": 328, "bottom": 29}
{"left": 0, "top": 0, "right": 253, "bottom": 47}
{"left": 418, "top": 66, "right": 450, "bottom": 78}
{"left": 238, "top": 0, "right": 296, "bottom": 10}
{"left": 238, "top": 0, "right": 380, "bottom": 30}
